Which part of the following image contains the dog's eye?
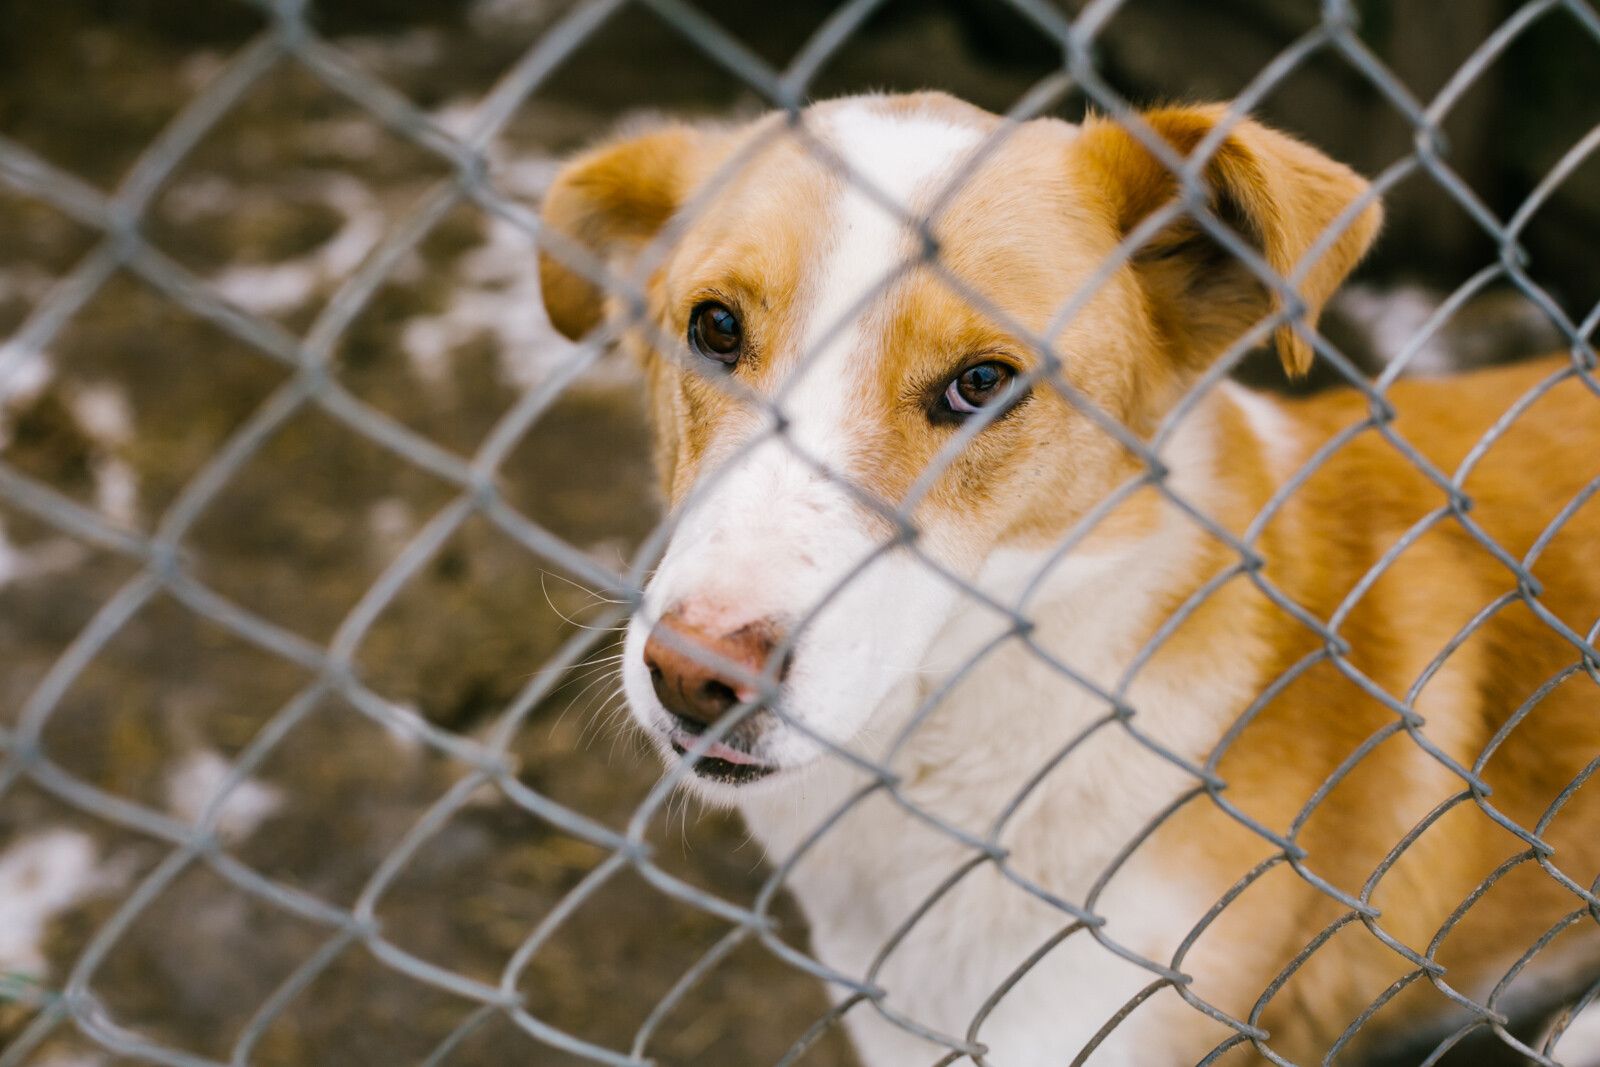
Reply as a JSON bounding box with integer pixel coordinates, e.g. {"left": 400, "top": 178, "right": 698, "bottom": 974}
{"left": 688, "top": 301, "right": 743, "bottom": 364}
{"left": 939, "top": 361, "right": 1016, "bottom": 417}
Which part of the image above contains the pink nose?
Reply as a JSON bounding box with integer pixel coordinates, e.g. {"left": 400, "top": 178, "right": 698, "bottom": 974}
{"left": 642, "top": 610, "right": 787, "bottom": 731}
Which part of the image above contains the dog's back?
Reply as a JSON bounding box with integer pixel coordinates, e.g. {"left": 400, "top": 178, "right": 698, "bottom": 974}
{"left": 1162, "top": 356, "right": 1600, "bottom": 1061}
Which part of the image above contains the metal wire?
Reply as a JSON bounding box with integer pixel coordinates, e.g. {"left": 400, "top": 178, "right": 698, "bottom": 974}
{"left": 2, "top": 0, "right": 1599, "bottom": 1065}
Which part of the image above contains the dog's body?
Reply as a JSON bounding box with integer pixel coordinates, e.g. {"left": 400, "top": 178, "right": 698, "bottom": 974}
{"left": 538, "top": 93, "right": 1600, "bottom": 1065}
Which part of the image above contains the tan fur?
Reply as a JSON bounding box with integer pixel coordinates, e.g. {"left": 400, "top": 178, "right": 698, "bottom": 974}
{"left": 1142, "top": 361, "right": 1600, "bottom": 1059}
{"left": 1075, "top": 105, "right": 1383, "bottom": 378}
{"left": 538, "top": 122, "right": 733, "bottom": 341}
{"left": 540, "top": 94, "right": 1600, "bottom": 1064}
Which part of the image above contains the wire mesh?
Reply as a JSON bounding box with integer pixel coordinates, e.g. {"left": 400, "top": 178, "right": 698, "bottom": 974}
{"left": 1, "top": 0, "right": 1599, "bottom": 1065}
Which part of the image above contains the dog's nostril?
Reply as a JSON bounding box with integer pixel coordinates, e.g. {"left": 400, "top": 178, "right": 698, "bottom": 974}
{"left": 700, "top": 679, "right": 739, "bottom": 714}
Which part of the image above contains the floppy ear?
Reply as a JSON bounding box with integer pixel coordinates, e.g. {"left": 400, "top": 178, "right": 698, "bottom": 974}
{"left": 1076, "top": 104, "right": 1382, "bottom": 377}
{"left": 538, "top": 125, "right": 716, "bottom": 341}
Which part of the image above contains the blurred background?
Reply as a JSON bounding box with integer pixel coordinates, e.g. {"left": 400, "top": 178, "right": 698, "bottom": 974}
{"left": 1, "top": 1, "right": 1596, "bottom": 1065}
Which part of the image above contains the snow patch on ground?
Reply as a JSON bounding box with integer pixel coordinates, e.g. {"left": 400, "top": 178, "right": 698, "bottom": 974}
{"left": 376, "top": 703, "right": 428, "bottom": 754}
{"left": 68, "top": 383, "right": 133, "bottom": 444}
{"left": 0, "top": 521, "right": 87, "bottom": 590}
{"left": 366, "top": 496, "right": 417, "bottom": 561}
{"left": 179, "top": 49, "right": 227, "bottom": 92}
{"left": 468, "top": 0, "right": 563, "bottom": 35}
{"left": 338, "top": 27, "right": 445, "bottom": 75}
{"left": 1333, "top": 282, "right": 1565, "bottom": 376}
{"left": 0, "top": 342, "right": 54, "bottom": 444}
{"left": 159, "top": 173, "right": 242, "bottom": 225}
{"left": 210, "top": 174, "right": 386, "bottom": 317}
{"left": 390, "top": 109, "right": 633, "bottom": 393}
{"left": 430, "top": 98, "right": 479, "bottom": 141}
{"left": 68, "top": 382, "right": 140, "bottom": 527}
{"left": 1335, "top": 283, "right": 1455, "bottom": 374}
{"left": 493, "top": 154, "right": 564, "bottom": 201}
{"left": 0, "top": 523, "right": 20, "bottom": 586}
{"left": 305, "top": 117, "right": 388, "bottom": 162}
{"left": 30, "top": 1053, "right": 109, "bottom": 1067}
{"left": 400, "top": 204, "right": 635, "bottom": 393}
{"left": 0, "top": 375, "right": 135, "bottom": 586}
{"left": 89, "top": 456, "right": 138, "bottom": 527}
{"left": 0, "top": 263, "right": 56, "bottom": 308}
{"left": 165, "top": 750, "right": 286, "bottom": 843}
{"left": 0, "top": 831, "right": 118, "bottom": 978}
{"left": 0, "top": 342, "right": 96, "bottom": 588}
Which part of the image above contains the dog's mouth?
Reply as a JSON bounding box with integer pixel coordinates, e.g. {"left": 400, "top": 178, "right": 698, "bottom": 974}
{"left": 668, "top": 731, "right": 777, "bottom": 785}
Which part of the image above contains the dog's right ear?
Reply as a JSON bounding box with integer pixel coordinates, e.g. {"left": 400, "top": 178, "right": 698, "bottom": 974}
{"left": 539, "top": 126, "right": 716, "bottom": 341}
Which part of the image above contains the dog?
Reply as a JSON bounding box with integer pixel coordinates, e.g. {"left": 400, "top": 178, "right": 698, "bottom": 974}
{"left": 537, "top": 92, "right": 1600, "bottom": 1066}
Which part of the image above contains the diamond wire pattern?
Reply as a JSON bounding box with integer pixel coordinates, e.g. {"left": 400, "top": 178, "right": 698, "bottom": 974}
{"left": 0, "top": 0, "right": 1598, "bottom": 1064}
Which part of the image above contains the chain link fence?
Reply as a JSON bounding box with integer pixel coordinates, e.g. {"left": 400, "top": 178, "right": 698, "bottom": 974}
{"left": 1, "top": 0, "right": 1598, "bottom": 1065}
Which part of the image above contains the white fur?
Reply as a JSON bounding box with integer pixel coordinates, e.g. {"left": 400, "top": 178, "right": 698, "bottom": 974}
{"left": 1549, "top": 1000, "right": 1600, "bottom": 1067}
{"left": 624, "top": 104, "right": 985, "bottom": 771}
{"left": 609, "top": 97, "right": 1600, "bottom": 1067}
{"left": 626, "top": 139, "right": 1263, "bottom": 1054}
{"left": 724, "top": 406, "right": 1258, "bottom": 1065}
{"left": 621, "top": 102, "right": 1257, "bottom": 1065}
{"left": 1221, "top": 380, "right": 1297, "bottom": 481}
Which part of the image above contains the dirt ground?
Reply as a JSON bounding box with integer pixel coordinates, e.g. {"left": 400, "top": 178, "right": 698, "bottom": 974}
{"left": 0, "top": 4, "right": 866, "bottom": 1064}
{"left": 1, "top": 2, "right": 1595, "bottom": 1066}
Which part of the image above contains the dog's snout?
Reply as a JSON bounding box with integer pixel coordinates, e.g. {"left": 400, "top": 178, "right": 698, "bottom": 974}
{"left": 642, "top": 611, "right": 787, "bottom": 732}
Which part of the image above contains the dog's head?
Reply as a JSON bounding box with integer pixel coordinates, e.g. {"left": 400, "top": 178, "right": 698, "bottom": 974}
{"left": 538, "top": 93, "right": 1379, "bottom": 796}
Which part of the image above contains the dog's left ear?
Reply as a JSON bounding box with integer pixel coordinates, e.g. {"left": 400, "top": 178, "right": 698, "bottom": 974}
{"left": 538, "top": 125, "right": 721, "bottom": 341}
{"left": 1075, "top": 104, "right": 1382, "bottom": 377}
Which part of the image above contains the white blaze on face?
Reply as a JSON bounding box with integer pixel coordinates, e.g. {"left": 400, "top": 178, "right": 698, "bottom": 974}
{"left": 624, "top": 102, "right": 988, "bottom": 773}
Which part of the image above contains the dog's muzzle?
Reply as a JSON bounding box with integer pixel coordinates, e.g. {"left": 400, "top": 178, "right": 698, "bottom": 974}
{"left": 642, "top": 609, "right": 791, "bottom": 784}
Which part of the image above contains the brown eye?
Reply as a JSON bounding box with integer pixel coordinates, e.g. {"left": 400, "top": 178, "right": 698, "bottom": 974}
{"left": 941, "top": 361, "right": 1016, "bottom": 417}
{"left": 689, "top": 301, "right": 742, "bottom": 364}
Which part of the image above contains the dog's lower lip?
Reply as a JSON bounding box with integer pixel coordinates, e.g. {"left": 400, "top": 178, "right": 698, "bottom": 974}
{"left": 669, "top": 736, "right": 776, "bottom": 784}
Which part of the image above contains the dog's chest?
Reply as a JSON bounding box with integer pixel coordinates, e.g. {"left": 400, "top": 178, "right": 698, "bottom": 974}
{"left": 767, "top": 783, "right": 1220, "bottom": 1066}
{"left": 741, "top": 600, "right": 1246, "bottom": 1064}
{"left": 731, "top": 510, "right": 1268, "bottom": 1063}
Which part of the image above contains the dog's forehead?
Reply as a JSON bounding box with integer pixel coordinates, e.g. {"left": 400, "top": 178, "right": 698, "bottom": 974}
{"left": 717, "top": 103, "right": 1088, "bottom": 323}
{"left": 659, "top": 97, "right": 1108, "bottom": 488}
{"left": 811, "top": 96, "right": 993, "bottom": 203}
{"left": 670, "top": 100, "right": 991, "bottom": 272}
{"left": 796, "top": 100, "right": 992, "bottom": 372}
{"left": 799, "top": 104, "right": 1106, "bottom": 369}
{"left": 667, "top": 99, "right": 1091, "bottom": 316}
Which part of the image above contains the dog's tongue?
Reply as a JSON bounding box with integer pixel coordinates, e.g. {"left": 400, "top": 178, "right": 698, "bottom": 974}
{"left": 705, "top": 741, "right": 764, "bottom": 765}
{"left": 677, "top": 733, "right": 766, "bottom": 766}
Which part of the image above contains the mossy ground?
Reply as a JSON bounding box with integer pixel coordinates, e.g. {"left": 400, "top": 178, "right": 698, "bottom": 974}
{"left": 0, "top": 7, "right": 856, "bottom": 1064}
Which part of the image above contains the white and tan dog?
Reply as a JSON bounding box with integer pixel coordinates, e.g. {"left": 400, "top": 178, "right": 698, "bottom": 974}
{"left": 538, "top": 92, "right": 1600, "bottom": 1066}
